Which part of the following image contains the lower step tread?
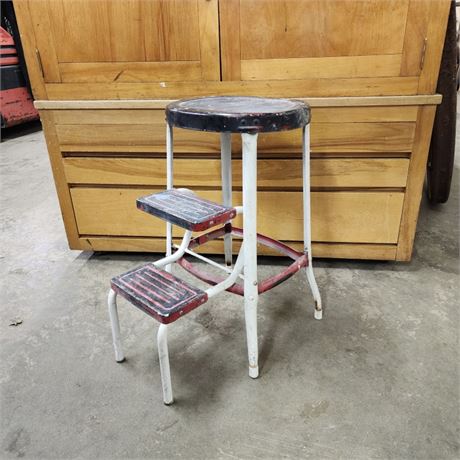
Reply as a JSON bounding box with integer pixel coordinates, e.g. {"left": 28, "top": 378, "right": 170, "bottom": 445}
{"left": 111, "top": 264, "right": 208, "bottom": 324}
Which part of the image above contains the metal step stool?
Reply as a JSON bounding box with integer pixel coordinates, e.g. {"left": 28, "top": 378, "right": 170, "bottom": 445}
{"left": 108, "top": 96, "right": 323, "bottom": 405}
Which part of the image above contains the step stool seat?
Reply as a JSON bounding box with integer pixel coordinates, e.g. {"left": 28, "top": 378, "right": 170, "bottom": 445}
{"left": 137, "top": 189, "right": 237, "bottom": 231}
{"left": 166, "top": 96, "right": 310, "bottom": 133}
{"left": 111, "top": 264, "right": 208, "bottom": 324}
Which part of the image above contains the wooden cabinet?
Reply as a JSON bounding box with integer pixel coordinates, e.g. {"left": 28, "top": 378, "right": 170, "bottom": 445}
{"left": 17, "top": 0, "right": 449, "bottom": 99}
{"left": 222, "top": 0, "right": 426, "bottom": 83}
{"left": 26, "top": 0, "right": 219, "bottom": 84}
{"left": 14, "top": 0, "right": 450, "bottom": 260}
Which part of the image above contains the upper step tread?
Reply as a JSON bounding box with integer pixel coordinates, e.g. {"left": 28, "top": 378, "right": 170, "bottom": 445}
{"left": 111, "top": 263, "right": 208, "bottom": 324}
{"left": 137, "top": 189, "right": 236, "bottom": 231}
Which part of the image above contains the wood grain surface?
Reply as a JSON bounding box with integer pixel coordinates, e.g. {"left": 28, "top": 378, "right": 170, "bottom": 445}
{"left": 71, "top": 187, "right": 404, "bottom": 244}
{"left": 13, "top": 0, "right": 449, "bottom": 259}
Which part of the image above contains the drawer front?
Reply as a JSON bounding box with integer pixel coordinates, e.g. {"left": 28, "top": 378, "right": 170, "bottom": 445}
{"left": 56, "top": 122, "right": 415, "bottom": 154}
{"left": 52, "top": 106, "right": 417, "bottom": 154}
{"left": 70, "top": 188, "right": 404, "bottom": 244}
{"left": 45, "top": 104, "right": 420, "bottom": 256}
{"left": 52, "top": 106, "right": 419, "bottom": 124}
{"left": 63, "top": 157, "right": 410, "bottom": 188}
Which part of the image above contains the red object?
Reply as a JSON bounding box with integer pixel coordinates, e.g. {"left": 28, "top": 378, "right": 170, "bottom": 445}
{"left": 0, "top": 27, "right": 19, "bottom": 65}
{"left": 178, "top": 225, "right": 309, "bottom": 296}
{"left": 137, "top": 189, "right": 237, "bottom": 232}
{"left": 0, "top": 86, "right": 38, "bottom": 127}
{"left": 111, "top": 264, "right": 208, "bottom": 324}
{"left": 0, "top": 26, "right": 38, "bottom": 128}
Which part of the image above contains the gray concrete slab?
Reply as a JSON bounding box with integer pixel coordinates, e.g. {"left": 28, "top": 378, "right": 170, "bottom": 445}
{"left": 0, "top": 121, "right": 458, "bottom": 459}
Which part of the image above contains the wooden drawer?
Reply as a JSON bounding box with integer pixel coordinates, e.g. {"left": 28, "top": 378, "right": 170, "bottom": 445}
{"left": 33, "top": 99, "right": 441, "bottom": 260}
{"left": 70, "top": 188, "right": 404, "bottom": 244}
{"left": 53, "top": 106, "right": 419, "bottom": 124}
{"left": 56, "top": 122, "right": 415, "bottom": 154}
{"left": 53, "top": 106, "right": 417, "bottom": 154}
{"left": 63, "top": 157, "right": 410, "bottom": 188}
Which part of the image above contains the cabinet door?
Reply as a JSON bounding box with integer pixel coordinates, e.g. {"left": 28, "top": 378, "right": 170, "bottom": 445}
{"left": 220, "top": 0, "right": 449, "bottom": 95}
{"left": 26, "top": 0, "right": 219, "bottom": 91}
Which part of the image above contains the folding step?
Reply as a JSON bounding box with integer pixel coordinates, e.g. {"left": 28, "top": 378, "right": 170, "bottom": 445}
{"left": 111, "top": 263, "right": 208, "bottom": 324}
{"left": 137, "top": 189, "right": 237, "bottom": 231}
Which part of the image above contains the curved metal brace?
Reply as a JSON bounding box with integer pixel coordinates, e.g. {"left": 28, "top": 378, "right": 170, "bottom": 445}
{"left": 177, "top": 227, "right": 308, "bottom": 296}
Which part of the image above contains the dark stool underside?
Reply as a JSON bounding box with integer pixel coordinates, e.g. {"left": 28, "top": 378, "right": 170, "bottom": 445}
{"left": 166, "top": 96, "right": 311, "bottom": 133}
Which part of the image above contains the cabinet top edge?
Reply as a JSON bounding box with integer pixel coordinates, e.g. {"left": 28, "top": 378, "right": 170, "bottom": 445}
{"left": 35, "top": 95, "right": 442, "bottom": 110}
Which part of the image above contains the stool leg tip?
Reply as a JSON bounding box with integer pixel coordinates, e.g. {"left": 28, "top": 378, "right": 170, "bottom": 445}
{"left": 116, "top": 357, "right": 126, "bottom": 363}
{"left": 314, "top": 309, "right": 323, "bottom": 320}
{"left": 163, "top": 399, "right": 174, "bottom": 406}
{"left": 249, "top": 366, "right": 259, "bottom": 379}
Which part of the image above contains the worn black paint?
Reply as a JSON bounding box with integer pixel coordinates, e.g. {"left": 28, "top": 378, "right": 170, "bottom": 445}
{"left": 166, "top": 96, "right": 311, "bottom": 133}
{"left": 137, "top": 189, "right": 237, "bottom": 231}
{"left": 111, "top": 263, "right": 208, "bottom": 324}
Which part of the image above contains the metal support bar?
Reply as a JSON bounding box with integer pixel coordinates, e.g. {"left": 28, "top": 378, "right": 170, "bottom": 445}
{"left": 157, "top": 324, "right": 173, "bottom": 405}
{"left": 242, "top": 132, "right": 259, "bottom": 379}
{"left": 108, "top": 289, "right": 124, "bottom": 363}
{"left": 205, "top": 244, "right": 245, "bottom": 298}
{"left": 165, "top": 123, "right": 174, "bottom": 273}
{"left": 302, "top": 124, "right": 323, "bottom": 320}
{"left": 154, "top": 230, "right": 192, "bottom": 269}
{"left": 173, "top": 244, "right": 245, "bottom": 280}
{"left": 177, "top": 227, "right": 307, "bottom": 296}
{"left": 221, "top": 132, "right": 233, "bottom": 266}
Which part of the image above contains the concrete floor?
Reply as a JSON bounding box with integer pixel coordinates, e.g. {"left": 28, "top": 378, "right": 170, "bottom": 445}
{"left": 0, "top": 121, "right": 458, "bottom": 460}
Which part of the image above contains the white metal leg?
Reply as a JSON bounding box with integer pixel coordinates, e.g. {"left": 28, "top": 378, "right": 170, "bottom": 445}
{"left": 302, "top": 125, "right": 323, "bottom": 320}
{"left": 221, "top": 132, "right": 233, "bottom": 266}
{"left": 157, "top": 324, "right": 173, "bottom": 405}
{"left": 165, "top": 123, "right": 174, "bottom": 273}
{"left": 242, "top": 133, "right": 259, "bottom": 378}
{"left": 108, "top": 289, "right": 125, "bottom": 362}
{"left": 205, "top": 242, "right": 245, "bottom": 298}
{"left": 154, "top": 230, "right": 192, "bottom": 270}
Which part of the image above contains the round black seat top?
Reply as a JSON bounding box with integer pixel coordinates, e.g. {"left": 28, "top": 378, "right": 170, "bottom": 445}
{"left": 166, "top": 96, "right": 310, "bottom": 134}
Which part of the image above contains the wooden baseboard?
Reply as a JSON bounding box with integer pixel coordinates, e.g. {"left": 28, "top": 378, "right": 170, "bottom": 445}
{"left": 76, "top": 236, "right": 397, "bottom": 261}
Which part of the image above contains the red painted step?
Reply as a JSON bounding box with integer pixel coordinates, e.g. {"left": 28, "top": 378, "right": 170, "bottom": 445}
{"left": 111, "top": 264, "right": 208, "bottom": 324}
{"left": 137, "top": 189, "right": 236, "bottom": 231}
